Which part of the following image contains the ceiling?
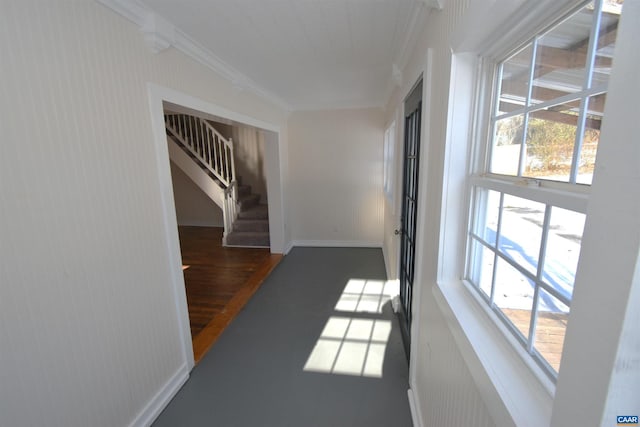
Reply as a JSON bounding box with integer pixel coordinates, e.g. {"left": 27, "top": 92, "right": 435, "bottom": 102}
{"left": 138, "top": 0, "right": 430, "bottom": 110}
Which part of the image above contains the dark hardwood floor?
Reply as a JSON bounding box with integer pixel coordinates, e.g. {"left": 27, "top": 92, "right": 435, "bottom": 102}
{"left": 177, "top": 226, "right": 282, "bottom": 363}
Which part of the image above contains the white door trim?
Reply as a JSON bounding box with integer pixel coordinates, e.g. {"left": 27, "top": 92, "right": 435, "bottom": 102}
{"left": 145, "top": 82, "right": 285, "bottom": 376}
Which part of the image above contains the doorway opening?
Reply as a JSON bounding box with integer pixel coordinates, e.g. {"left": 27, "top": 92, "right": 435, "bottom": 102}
{"left": 147, "top": 84, "right": 286, "bottom": 369}
{"left": 164, "top": 101, "right": 283, "bottom": 363}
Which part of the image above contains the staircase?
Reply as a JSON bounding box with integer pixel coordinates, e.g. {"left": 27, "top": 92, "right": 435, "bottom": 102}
{"left": 164, "top": 113, "right": 270, "bottom": 248}
{"left": 227, "top": 179, "right": 270, "bottom": 247}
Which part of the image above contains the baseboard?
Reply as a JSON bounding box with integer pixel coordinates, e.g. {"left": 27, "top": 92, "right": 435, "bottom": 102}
{"left": 382, "top": 244, "right": 394, "bottom": 280}
{"left": 129, "top": 363, "right": 190, "bottom": 427}
{"left": 408, "top": 388, "right": 424, "bottom": 427}
{"left": 283, "top": 240, "right": 294, "bottom": 255}
{"left": 290, "top": 240, "right": 383, "bottom": 249}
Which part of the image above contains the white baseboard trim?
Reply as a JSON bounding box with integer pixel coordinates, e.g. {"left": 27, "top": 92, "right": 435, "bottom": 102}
{"left": 408, "top": 388, "right": 424, "bottom": 427}
{"left": 289, "top": 240, "right": 383, "bottom": 249}
{"left": 283, "top": 240, "right": 294, "bottom": 255}
{"left": 129, "top": 363, "right": 190, "bottom": 427}
{"left": 382, "top": 244, "right": 395, "bottom": 280}
{"left": 391, "top": 295, "right": 401, "bottom": 313}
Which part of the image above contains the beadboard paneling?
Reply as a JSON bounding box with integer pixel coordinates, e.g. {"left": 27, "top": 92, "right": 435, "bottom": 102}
{"left": 287, "top": 108, "right": 384, "bottom": 245}
{"left": 0, "top": 1, "right": 286, "bottom": 426}
{"left": 382, "top": 0, "right": 497, "bottom": 426}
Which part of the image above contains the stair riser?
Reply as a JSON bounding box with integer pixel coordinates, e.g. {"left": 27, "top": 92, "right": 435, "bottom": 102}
{"left": 226, "top": 235, "right": 270, "bottom": 247}
{"left": 234, "top": 221, "right": 269, "bottom": 232}
{"left": 237, "top": 185, "right": 252, "bottom": 197}
{"left": 238, "top": 194, "right": 260, "bottom": 211}
{"left": 237, "top": 211, "right": 268, "bottom": 220}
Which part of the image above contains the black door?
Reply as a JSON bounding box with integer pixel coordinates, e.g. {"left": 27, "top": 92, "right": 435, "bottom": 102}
{"left": 398, "top": 80, "right": 422, "bottom": 355}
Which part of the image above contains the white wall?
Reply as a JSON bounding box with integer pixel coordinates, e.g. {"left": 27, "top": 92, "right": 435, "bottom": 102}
{"left": 382, "top": 108, "right": 402, "bottom": 280}
{"left": 231, "top": 126, "right": 268, "bottom": 203}
{"left": 288, "top": 108, "right": 385, "bottom": 247}
{"left": 0, "top": 1, "right": 287, "bottom": 426}
{"left": 170, "top": 162, "right": 224, "bottom": 227}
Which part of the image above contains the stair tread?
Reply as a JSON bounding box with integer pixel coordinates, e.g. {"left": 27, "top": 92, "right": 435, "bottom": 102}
{"left": 226, "top": 230, "right": 270, "bottom": 247}
{"left": 237, "top": 208, "right": 268, "bottom": 220}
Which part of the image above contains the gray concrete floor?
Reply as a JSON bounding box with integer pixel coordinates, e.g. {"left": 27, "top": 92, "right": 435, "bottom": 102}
{"left": 153, "top": 247, "right": 412, "bottom": 427}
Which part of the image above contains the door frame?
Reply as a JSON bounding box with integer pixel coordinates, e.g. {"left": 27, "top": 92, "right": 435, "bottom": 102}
{"left": 146, "top": 83, "right": 285, "bottom": 372}
{"left": 398, "top": 75, "right": 423, "bottom": 356}
{"left": 395, "top": 49, "right": 434, "bottom": 385}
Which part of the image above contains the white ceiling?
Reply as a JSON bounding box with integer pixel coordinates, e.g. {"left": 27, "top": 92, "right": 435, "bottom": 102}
{"left": 139, "top": 0, "right": 427, "bottom": 110}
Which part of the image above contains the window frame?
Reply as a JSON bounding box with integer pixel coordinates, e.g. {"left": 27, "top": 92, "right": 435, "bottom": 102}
{"left": 463, "top": 0, "right": 612, "bottom": 380}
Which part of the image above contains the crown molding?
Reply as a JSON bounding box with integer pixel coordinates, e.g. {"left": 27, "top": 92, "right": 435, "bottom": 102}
{"left": 96, "top": 0, "right": 147, "bottom": 25}
{"left": 140, "top": 11, "right": 175, "bottom": 53}
{"left": 450, "top": 0, "right": 576, "bottom": 57}
{"left": 421, "top": 0, "right": 444, "bottom": 11}
{"left": 381, "top": 0, "right": 431, "bottom": 108}
{"left": 96, "top": 0, "right": 291, "bottom": 112}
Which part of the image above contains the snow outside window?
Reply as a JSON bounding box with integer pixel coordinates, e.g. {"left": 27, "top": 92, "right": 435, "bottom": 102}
{"left": 465, "top": 0, "right": 623, "bottom": 379}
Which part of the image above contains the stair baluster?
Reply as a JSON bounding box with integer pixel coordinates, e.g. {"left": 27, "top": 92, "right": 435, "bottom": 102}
{"left": 165, "top": 113, "right": 269, "bottom": 247}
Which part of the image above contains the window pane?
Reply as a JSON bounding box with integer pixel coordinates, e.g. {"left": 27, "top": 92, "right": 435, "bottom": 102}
{"left": 499, "top": 194, "right": 544, "bottom": 275}
{"left": 577, "top": 92, "right": 607, "bottom": 184}
{"left": 592, "top": 2, "right": 622, "bottom": 88}
{"left": 472, "top": 188, "right": 500, "bottom": 246}
{"left": 530, "top": 4, "right": 595, "bottom": 105}
{"left": 524, "top": 102, "right": 580, "bottom": 182}
{"left": 542, "top": 207, "right": 585, "bottom": 300}
{"left": 491, "top": 115, "right": 524, "bottom": 175}
{"left": 534, "top": 288, "right": 570, "bottom": 374}
{"left": 494, "top": 256, "right": 535, "bottom": 339}
{"left": 468, "top": 239, "right": 494, "bottom": 298}
{"left": 498, "top": 44, "right": 533, "bottom": 114}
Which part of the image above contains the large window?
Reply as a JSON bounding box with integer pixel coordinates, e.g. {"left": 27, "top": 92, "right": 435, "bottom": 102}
{"left": 465, "top": 0, "right": 623, "bottom": 379}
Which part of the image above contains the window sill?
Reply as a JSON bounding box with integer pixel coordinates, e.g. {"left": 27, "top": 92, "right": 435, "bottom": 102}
{"left": 433, "top": 280, "right": 554, "bottom": 427}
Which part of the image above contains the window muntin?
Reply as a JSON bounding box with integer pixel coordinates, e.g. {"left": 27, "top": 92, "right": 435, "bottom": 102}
{"left": 467, "top": 186, "right": 585, "bottom": 376}
{"left": 488, "top": 0, "right": 621, "bottom": 184}
{"left": 466, "top": 0, "right": 622, "bottom": 379}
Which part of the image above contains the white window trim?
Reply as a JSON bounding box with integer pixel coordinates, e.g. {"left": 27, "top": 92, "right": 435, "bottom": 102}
{"left": 468, "top": 0, "right": 607, "bottom": 377}
{"left": 432, "top": 1, "right": 593, "bottom": 425}
{"left": 436, "top": 51, "right": 557, "bottom": 427}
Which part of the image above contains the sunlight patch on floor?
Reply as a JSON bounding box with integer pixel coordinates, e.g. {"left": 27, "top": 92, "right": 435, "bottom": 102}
{"left": 303, "top": 279, "right": 399, "bottom": 378}
{"left": 304, "top": 316, "right": 392, "bottom": 378}
{"left": 334, "top": 279, "right": 399, "bottom": 314}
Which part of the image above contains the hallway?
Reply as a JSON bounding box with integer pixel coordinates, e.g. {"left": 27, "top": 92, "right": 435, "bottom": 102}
{"left": 154, "top": 247, "right": 412, "bottom": 426}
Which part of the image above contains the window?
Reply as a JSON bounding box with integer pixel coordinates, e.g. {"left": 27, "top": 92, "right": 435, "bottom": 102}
{"left": 465, "top": 0, "right": 623, "bottom": 379}
{"left": 383, "top": 121, "right": 396, "bottom": 205}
